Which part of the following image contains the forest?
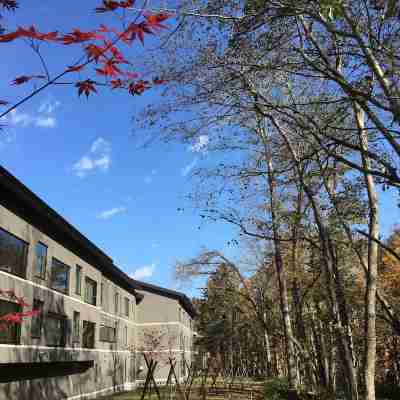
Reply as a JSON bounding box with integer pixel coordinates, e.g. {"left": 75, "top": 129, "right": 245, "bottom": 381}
{"left": 132, "top": 1, "right": 400, "bottom": 399}
{"left": 1, "top": 0, "right": 400, "bottom": 399}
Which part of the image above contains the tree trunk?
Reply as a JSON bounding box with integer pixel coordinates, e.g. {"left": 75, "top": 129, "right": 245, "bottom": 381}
{"left": 355, "top": 103, "right": 379, "bottom": 400}
{"left": 258, "top": 119, "right": 299, "bottom": 389}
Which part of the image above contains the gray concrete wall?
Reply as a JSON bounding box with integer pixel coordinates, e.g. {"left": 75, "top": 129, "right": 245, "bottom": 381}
{"left": 0, "top": 203, "right": 195, "bottom": 399}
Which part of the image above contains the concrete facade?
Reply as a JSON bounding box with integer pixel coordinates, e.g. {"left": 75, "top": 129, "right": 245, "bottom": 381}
{"left": 0, "top": 166, "right": 196, "bottom": 400}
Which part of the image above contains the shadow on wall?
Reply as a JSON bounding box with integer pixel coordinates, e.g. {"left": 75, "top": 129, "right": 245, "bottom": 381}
{"left": 0, "top": 290, "right": 93, "bottom": 400}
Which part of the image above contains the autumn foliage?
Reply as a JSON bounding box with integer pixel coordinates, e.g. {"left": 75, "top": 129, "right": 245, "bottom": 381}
{"left": 0, "top": 0, "right": 169, "bottom": 113}
{"left": 0, "top": 289, "right": 40, "bottom": 330}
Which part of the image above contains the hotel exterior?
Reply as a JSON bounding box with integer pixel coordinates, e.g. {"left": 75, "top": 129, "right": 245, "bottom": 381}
{"left": 0, "top": 166, "right": 196, "bottom": 400}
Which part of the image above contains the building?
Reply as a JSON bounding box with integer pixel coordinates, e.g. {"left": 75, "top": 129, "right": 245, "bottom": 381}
{"left": 0, "top": 166, "right": 196, "bottom": 400}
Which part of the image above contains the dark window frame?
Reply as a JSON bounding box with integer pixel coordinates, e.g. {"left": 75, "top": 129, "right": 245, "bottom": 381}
{"left": 82, "top": 320, "right": 96, "bottom": 349}
{"left": 50, "top": 258, "right": 70, "bottom": 295}
{"left": 75, "top": 265, "right": 82, "bottom": 295}
{"left": 45, "top": 313, "right": 67, "bottom": 347}
{"left": 34, "top": 242, "right": 47, "bottom": 280}
{"left": 0, "top": 227, "right": 28, "bottom": 279}
{"left": 30, "top": 299, "right": 44, "bottom": 338}
{"left": 73, "top": 311, "right": 80, "bottom": 343}
{"left": 0, "top": 299, "right": 21, "bottom": 344}
{"left": 124, "top": 297, "right": 129, "bottom": 317}
{"left": 114, "top": 292, "right": 119, "bottom": 315}
{"left": 84, "top": 277, "right": 97, "bottom": 306}
{"left": 99, "top": 324, "right": 116, "bottom": 343}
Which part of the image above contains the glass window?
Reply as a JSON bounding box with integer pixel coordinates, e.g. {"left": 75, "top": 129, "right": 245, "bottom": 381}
{"left": 0, "top": 299, "right": 21, "bottom": 344}
{"left": 82, "top": 320, "right": 96, "bottom": 348}
{"left": 50, "top": 258, "right": 70, "bottom": 294}
{"left": 73, "top": 311, "right": 80, "bottom": 342}
{"left": 31, "top": 299, "right": 43, "bottom": 338}
{"left": 100, "top": 324, "right": 116, "bottom": 342}
{"left": 84, "top": 277, "right": 97, "bottom": 306}
{"left": 45, "top": 314, "right": 67, "bottom": 347}
{"left": 114, "top": 292, "right": 119, "bottom": 315}
{"left": 34, "top": 243, "right": 47, "bottom": 279}
{"left": 124, "top": 297, "right": 129, "bottom": 317}
{"left": 100, "top": 282, "right": 104, "bottom": 307}
{"left": 124, "top": 326, "right": 128, "bottom": 346}
{"left": 75, "top": 265, "right": 82, "bottom": 295}
{"left": 0, "top": 227, "right": 28, "bottom": 278}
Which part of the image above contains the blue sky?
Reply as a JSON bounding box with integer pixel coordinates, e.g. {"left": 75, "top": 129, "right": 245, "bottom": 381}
{"left": 0, "top": 0, "right": 238, "bottom": 292}
{"left": 1, "top": 1, "right": 400, "bottom": 295}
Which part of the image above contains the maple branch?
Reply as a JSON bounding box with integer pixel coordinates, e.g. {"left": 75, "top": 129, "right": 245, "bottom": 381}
{"left": 30, "top": 41, "right": 50, "bottom": 81}
{"left": 0, "top": 2, "right": 149, "bottom": 123}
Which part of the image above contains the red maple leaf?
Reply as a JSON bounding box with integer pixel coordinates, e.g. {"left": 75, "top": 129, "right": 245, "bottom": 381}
{"left": 15, "top": 295, "right": 29, "bottom": 308}
{"left": 0, "top": 30, "right": 20, "bottom": 42}
{"left": 85, "top": 44, "right": 106, "bottom": 62}
{"left": 144, "top": 13, "right": 170, "bottom": 30}
{"left": 95, "top": 0, "right": 134, "bottom": 13}
{"left": 110, "top": 78, "right": 125, "bottom": 89}
{"left": 76, "top": 79, "right": 98, "bottom": 98}
{"left": 59, "top": 29, "right": 103, "bottom": 45}
{"left": 0, "top": 313, "right": 23, "bottom": 324}
{"left": 11, "top": 75, "right": 46, "bottom": 85}
{"left": 128, "top": 22, "right": 153, "bottom": 44}
{"left": 96, "top": 59, "right": 122, "bottom": 77}
{"left": 17, "top": 26, "right": 58, "bottom": 41}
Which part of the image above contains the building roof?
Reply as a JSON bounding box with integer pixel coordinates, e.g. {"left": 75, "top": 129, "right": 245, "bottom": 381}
{"left": 0, "top": 166, "right": 195, "bottom": 315}
{"left": 131, "top": 279, "right": 197, "bottom": 318}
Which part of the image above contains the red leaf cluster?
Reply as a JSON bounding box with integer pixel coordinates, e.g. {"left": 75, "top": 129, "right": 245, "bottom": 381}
{"left": 11, "top": 75, "right": 45, "bottom": 85}
{"left": 0, "top": 289, "right": 41, "bottom": 330}
{"left": 0, "top": 26, "right": 58, "bottom": 42}
{"left": 95, "top": 0, "right": 134, "bottom": 13}
{"left": 76, "top": 79, "right": 97, "bottom": 98}
{"left": 59, "top": 29, "right": 103, "bottom": 45}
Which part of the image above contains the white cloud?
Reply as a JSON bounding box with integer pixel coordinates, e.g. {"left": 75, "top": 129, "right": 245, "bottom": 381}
{"left": 189, "top": 135, "right": 209, "bottom": 153}
{"left": 1, "top": 97, "right": 60, "bottom": 129}
{"left": 38, "top": 98, "right": 61, "bottom": 114}
{"left": 97, "top": 206, "right": 127, "bottom": 220}
{"left": 36, "top": 116, "right": 56, "bottom": 128}
{"left": 131, "top": 263, "right": 156, "bottom": 281}
{"left": 181, "top": 158, "right": 198, "bottom": 177}
{"left": 73, "top": 137, "right": 112, "bottom": 178}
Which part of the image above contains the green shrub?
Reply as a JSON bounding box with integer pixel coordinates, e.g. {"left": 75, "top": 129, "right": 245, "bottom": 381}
{"left": 376, "top": 382, "right": 400, "bottom": 399}
{"left": 264, "top": 377, "right": 290, "bottom": 400}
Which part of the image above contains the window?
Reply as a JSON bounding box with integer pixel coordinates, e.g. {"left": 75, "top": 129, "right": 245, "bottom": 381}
{"left": 45, "top": 314, "right": 67, "bottom": 347}
{"left": 34, "top": 243, "right": 47, "bottom": 279}
{"left": 73, "top": 311, "right": 80, "bottom": 342}
{"left": 114, "top": 292, "right": 119, "bottom": 315}
{"left": 31, "top": 299, "right": 43, "bottom": 338}
{"left": 82, "top": 320, "right": 96, "bottom": 348}
{"left": 124, "top": 297, "right": 129, "bottom": 317}
{"left": 75, "top": 265, "right": 82, "bottom": 295}
{"left": 85, "top": 277, "right": 97, "bottom": 306}
{"left": 0, "top": 227, "right": 28, "bottom": 278}
{"left": 50, "top": 258, "right": 70, "bottom": 294}
{"left": 100, "top": 324, "right": 116, "bottom": 342}
{"left": 100, "top": 282, "right": 105, "bottom": 307}
{"left": 124, "top": 326, "right": 128, "bottom": 347}
{"left": 0, "top": 299, "right": 21, "bottom": 344}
